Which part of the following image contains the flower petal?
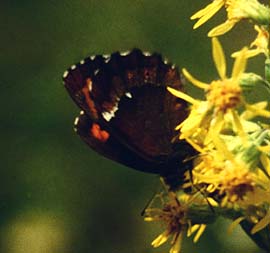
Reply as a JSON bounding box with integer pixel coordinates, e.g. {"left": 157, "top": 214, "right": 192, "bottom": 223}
{"left": 231, "top": 109, "right": 248, "bottom": 144}
{"left": 227, "top": 217, "right": 245, "bottom": 235}
{"left": 151, "top": 231, "right": 170, "bottom": 247}
{"left": 167, "top": 87, "right": 199, "bottom": 105}
{"left": 231, "top": 47, "right": 248, "bottom": 80}
{"left": 187, "top": 224, "right": 200, "bottom": 237}
{"left": 212, "top": 37, "right": 226, "bottom": 79}
{"left": 193, "top": 224, "right": 206, "bottom": 243}
{"left": 208, "top": 20, "right": 237, "bottom": 37}
{"left": 169, "top": 232, "right": 183, "bottom": 253}
{"left": 245, "top": 103, "right": 270, "bottom": 118}
{"left": 191, "top": 0, "right": 224, "bottom": 29}
{"left": 251, "top": 210, "right": 270, "bottom": 234}
{"left": 182, "top": 68, "right": 209, "bottom": 90}
{"left": 231, "top": 49, "right": 262, "bottom": 59}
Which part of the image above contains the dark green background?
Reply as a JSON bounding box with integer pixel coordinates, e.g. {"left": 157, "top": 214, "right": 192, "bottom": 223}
{"left": 1, "top": 1, "right": 266, "bottom": 252}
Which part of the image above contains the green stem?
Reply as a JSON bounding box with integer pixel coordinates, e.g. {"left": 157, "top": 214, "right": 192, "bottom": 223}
{"left": 265, "top": 58, "right": 270, "bottom": 84}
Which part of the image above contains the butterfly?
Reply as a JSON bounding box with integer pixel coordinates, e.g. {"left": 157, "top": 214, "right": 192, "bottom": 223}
{"left": 63, "top": 48, "right": 195, "bottom": 188}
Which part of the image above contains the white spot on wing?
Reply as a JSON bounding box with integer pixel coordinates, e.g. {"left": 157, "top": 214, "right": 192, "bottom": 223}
{"left": 71, "top": 65, "right": 76, "bottom": 70}
{"left": 105, "top": 57, "right": 111, "bottom": 63}
{"left": 94, "top": 69, "right": 100, "bottom": 76}
{"left": 125, "top": 92, "right": 132, "bottom": 98}
{"left": 171, "top": 64, "right": 176, "bottom": 69}
{"left": 63, "top": 70, "right": 69, "bottom": 78}
{"left": 164, "top": 58, "right": 169, "bottom": 65}
{"left": 87, "top": 79, "right": 92, "bottom": 91}
{"left": 90, "top": 55, "right": 95, "bottom": 60}
{"left": 74, "top": 111, "right": 84, "bottom": 132}
{"left": 120, "top": 51, "right": 130, "bottom": 56}
{"left": 143, "top": 52, "right": 151, "bottom": 56}
{"left": 74, "top": 117, "right": 80, "bottom": 132}
{"left": 102, "top": 103, "right": 119, "bottom": 122}
{"left": 74, "top": 117, "right": 80, "bottom": 126}
{"left": 80, "top": 59, "right": 85, "bottom": 65}
{"left": 103, "top": 54, "right": 110, "bottom": 58}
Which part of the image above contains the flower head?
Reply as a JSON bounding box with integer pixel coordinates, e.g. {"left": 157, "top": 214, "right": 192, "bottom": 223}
{"left": 144, "top": 191, "right": 207, "bottom": 253}
{"left": 168, "top": 37, "right": 250, "bottom": 148}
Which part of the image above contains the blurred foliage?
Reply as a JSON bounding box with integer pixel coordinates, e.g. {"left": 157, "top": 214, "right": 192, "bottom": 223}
{"left": 0, "top": 1, "right": 266, "bottom": 252}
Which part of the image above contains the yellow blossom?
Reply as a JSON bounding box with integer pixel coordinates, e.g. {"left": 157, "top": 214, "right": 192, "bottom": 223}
{"left": 144, "top": 191, "right": 208, "bottom": 253}
{"left": 166, "top": 33, "right": 270, "bottom": 244}
{"left": 190, "top": 144, "right": 270, "bottom": 208}
{"left": 169, "top": 38, "right": 249, "bottom": 148}
{"left": 152, "top": 2, "right": 270, "bottom": 250}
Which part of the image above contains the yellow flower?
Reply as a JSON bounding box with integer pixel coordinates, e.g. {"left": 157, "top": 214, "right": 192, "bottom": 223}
{"left": 144, "top": 191, "right": 207, "bottom": 253}
{"left": 190, "top": 137, "right": 270, "bottom": 207}
{"left": 189, "top": 129, "right": 270, "bottom": 232}
{"left": 169, "top": 37, "right": 248, "bottom": 148}
{"left": 232, "top": 25, "right": 269, "bottom": 58}
{"left": 191, "top": 152, "right": 256, "bottom": 206}
{"left": 191, "top": 0, "right": 270, "bottom": 37}
{"left": 168, "top": 35, "right": 270, "bottom": 224}
{"left": 144, "top": 192, "right": 186, "bottom": 253}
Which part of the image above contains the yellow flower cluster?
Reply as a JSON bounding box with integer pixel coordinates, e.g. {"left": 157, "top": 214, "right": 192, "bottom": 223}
{"left": 169, "top": 36, "right": 270, "bottom": 213}
{"left": 145, "top": 1, "right": 270, "bottom": 252}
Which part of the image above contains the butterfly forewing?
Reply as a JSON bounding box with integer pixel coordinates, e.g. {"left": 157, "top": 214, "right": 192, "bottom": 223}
{"left": 64, "top": 48, "right": 192, "bottom": 179}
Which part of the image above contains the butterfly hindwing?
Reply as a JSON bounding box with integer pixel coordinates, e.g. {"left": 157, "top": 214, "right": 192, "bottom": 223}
{"left": 74, "top": 111, "right": 163, "bottom": 173}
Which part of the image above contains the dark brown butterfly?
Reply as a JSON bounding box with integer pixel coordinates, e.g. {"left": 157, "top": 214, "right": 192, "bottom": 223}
{"left": 63, "top": 48, "right": 195, "bottom": 188}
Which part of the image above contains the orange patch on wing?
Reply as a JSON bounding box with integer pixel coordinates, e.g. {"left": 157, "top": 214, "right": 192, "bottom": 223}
{"left": 91, "top": 123, "right": 110, "bottom": 142}
{"left": 82, "top": 78, "right": 98, "bottom": 119}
